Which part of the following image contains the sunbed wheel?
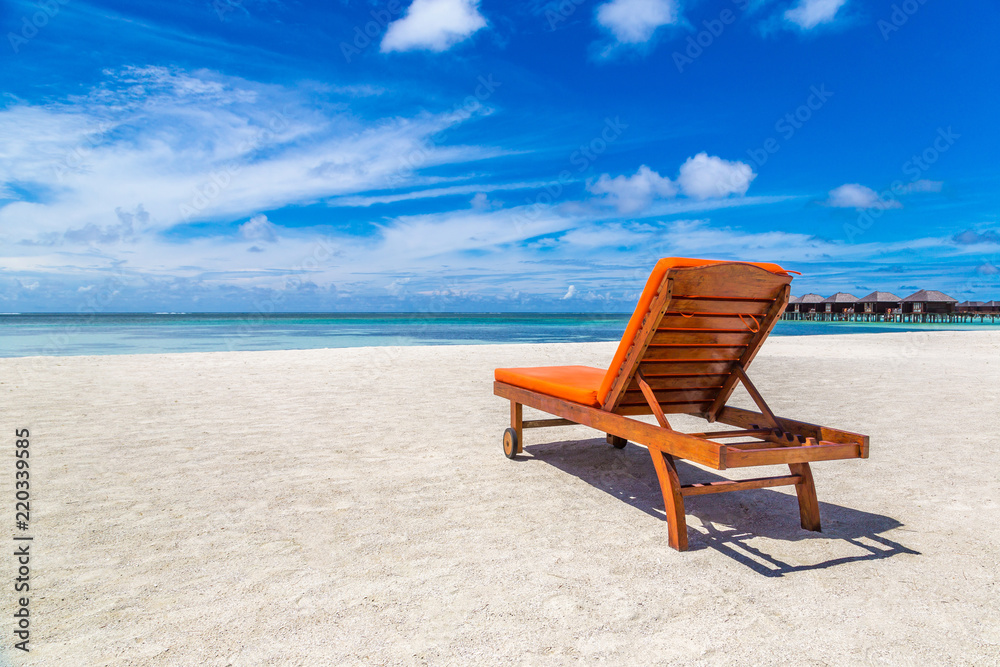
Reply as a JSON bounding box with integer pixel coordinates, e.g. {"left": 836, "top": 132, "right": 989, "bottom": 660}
{"left": 608, "top": 434, "right": 628, "bottom": 449}
{"left": 503, "top": 428, "right": 519, "bottom": 459}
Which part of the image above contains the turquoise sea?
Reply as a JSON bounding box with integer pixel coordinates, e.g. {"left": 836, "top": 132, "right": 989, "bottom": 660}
{"left": 1, "top": 313, "right": 998, "bottom": 358}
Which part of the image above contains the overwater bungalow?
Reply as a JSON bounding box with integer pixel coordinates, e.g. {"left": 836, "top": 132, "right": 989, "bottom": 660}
{"left": 859, "top": 291, "right": 902, "bottom": 316}
{"left": 782, "top": 289, "right": 996, "bottom": 323}
{"left": 901, "top": 290, "right": 958, "bottom": 316}
{"left": 795, "top": 293, "right": 825, "bottom": 317}
{"left": 821, "top": 292, "right": 859, "bottom": 316}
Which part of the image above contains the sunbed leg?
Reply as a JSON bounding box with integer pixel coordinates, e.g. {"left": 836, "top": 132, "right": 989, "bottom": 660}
{"left": 510, "top": 401, "right": 523, "bottom": 454}
{"left": 649, "top": 450, "right": 688, "bottom": 551}
{"left": 789, "top": 462, "right": 821, "bottom": 532}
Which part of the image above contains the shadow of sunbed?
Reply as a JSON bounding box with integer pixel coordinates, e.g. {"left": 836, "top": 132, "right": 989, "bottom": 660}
{"left": 523, "top": 438, "right": 919, "bottom": 577}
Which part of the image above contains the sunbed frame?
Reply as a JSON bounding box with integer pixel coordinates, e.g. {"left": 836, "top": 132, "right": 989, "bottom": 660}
{"left": 494, "top": 263, "right": 869, "bottom": 551}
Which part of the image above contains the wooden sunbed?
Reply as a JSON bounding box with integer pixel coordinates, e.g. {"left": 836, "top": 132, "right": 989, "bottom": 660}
{"left": 494, "top": 258, "right": 869, "bottom": 551}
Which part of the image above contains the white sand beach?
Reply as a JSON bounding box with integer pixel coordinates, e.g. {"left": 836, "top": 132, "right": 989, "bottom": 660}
{"left": 2, "top": 331, "right": 999, "bottom": 665}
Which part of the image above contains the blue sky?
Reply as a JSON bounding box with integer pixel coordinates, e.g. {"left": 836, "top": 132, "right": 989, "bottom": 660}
{"left": 1, "top": 0, "right": 999, "bottom": 312}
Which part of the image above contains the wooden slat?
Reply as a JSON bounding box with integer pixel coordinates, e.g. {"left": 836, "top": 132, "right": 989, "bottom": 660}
{"left": 644, "top": 346, "right": 745, "bottom": 361}
{"left": 639, "top": 361, "right": 734, "bottom": 375}
{"left": 668, "top": 298, "right": 772, "bottom": 316}
{"left": 681, "top": 474, "right": 802, "bottom": 497}
{"left": 671, "top": 294, "right": 774, "bottom": 303}
{"left": 658, "top": 315, "right": 754, "bottom": 330}
{"left": 666, "top": 263, "right": 792, "bottom": 299}
{"left": 494, "top": 381, "right": 726, "bottom": 469}
{"left": 523, "top": 418, "right": 575, "bottom": 429}
{"left": 629, "top": 375, "right": 727, "bottom": 390}
{"left": 724, "top": 441, "right": 862, "bottom": 467}
{"left": 652, "top": 331, "right": 755, "bottom": 346}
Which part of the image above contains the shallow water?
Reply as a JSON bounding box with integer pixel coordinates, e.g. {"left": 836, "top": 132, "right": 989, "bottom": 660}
{"left": 0, "top": 312, "right": 997, "bottom": 357}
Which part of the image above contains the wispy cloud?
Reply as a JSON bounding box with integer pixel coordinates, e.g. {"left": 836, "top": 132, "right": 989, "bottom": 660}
{"left": 326, "top": 180, "right": 558, "bottom": 208}
{"left": 953, "top": 229, "right": 1000, "bottom": 246}
{"left": 900, "top": 179, "right": 943, "bottom": 194}
{"left": 0, "top": 66, "right": 500, "bottom": 243}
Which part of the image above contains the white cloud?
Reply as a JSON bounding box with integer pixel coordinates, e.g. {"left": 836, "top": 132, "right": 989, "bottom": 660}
{"left": 381, "top": 0, "right": 487, "bottom": 53}
{"left": 588, "top": 165, "right": 677, "bottom": 213}
{"left": 561, "top": 285, "right": 577, "bottom": 299}
{"left": 676, "top": 153, "right": 756, "bottom": 200}
{"left": 240, "top": 214, "right": 279, "bottom": 242}
{"left": 825, "top": 183, "right": 902, "bottom": 210}
{"left": 589, "top": 156, "right": 757, "bottom": 212}
{"left": 595, "top": 0, "right": 678, "bottom": 44}
{"left": 784, "top": 0, "right": 848, "bottom": 30}
{"left": 0, "top": 66, "right": 501, "bottom": 243}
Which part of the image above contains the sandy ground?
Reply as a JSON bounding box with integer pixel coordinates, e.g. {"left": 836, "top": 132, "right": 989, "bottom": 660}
{"left": 1, "top": 331, "right": 998, "bottom": 666}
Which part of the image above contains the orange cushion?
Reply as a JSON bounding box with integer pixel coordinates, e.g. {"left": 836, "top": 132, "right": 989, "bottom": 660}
{"left": 595, "top": 258, "right": 789, "bottom": 404}
{"left": 494, "top": 365, "right": 605, "bottom": 408}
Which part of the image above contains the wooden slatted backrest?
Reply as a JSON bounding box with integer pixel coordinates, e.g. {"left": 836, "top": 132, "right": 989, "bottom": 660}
{"left": 601, "top": 263, "right": 791, "bottom": 418}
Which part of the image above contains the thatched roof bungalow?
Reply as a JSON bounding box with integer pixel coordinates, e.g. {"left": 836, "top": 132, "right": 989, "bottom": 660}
{"left": 796, "top": 293, "right": 825, "bottom": 313}
{"left": 821, "top": 292, "right": 859, "bottom": 314}
{"left": 902, "top": 289, "right": 958, "bottom": 314}
{"left": 858, "top": 291, "right": 902, "bottom": 314}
